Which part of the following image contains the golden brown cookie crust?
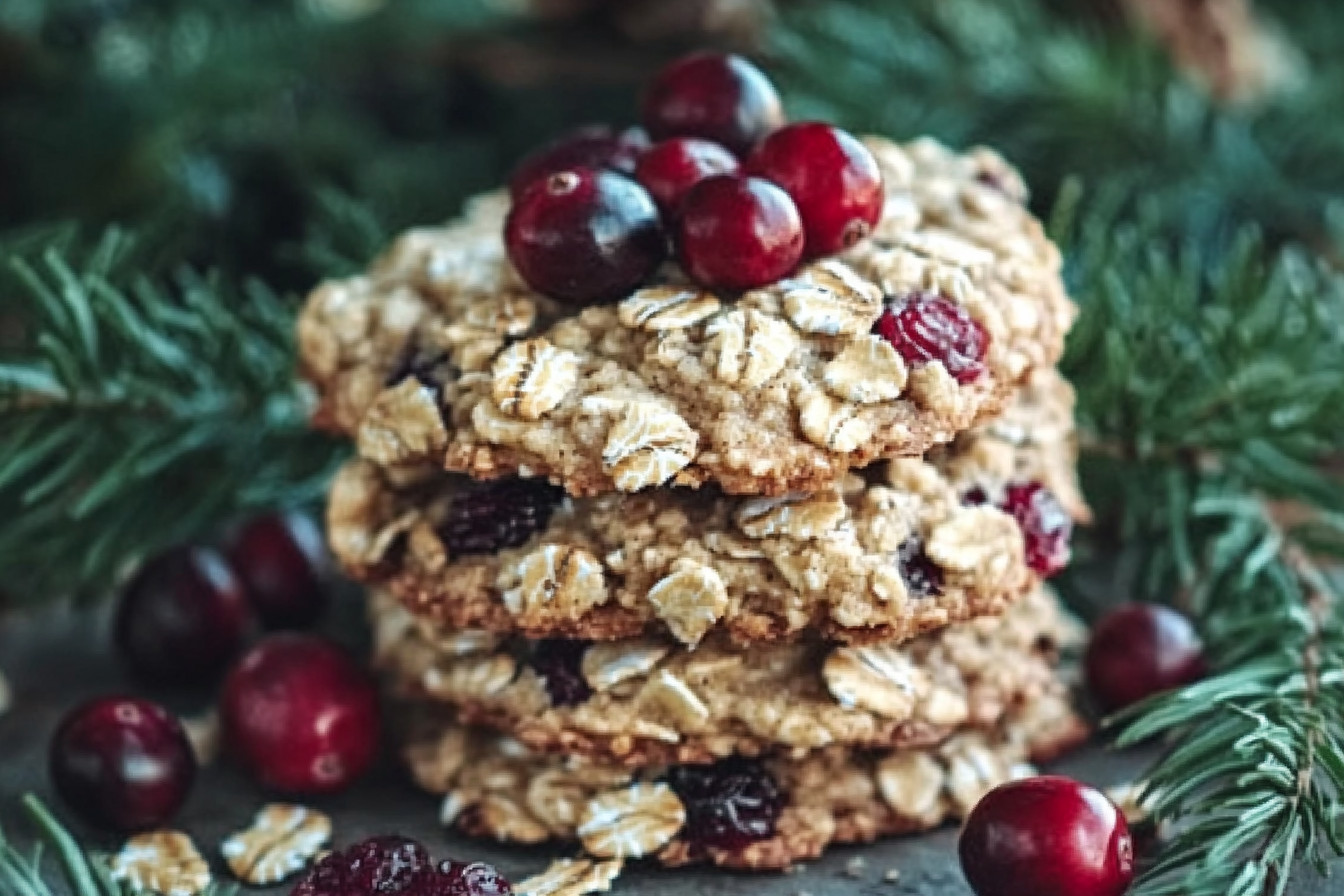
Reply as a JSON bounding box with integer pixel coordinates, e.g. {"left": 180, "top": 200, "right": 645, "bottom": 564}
{"left": 372, "top": 585, "right": 1082, "bottom": 765}
{"left": 298, "top": 137, "right": 1075, "bottom": 498}
{"left": 328, "top": 369, "right": 1083, "bottom": 645}
{"left": 401, "top": 686, "right": 1089, "bottom": 871}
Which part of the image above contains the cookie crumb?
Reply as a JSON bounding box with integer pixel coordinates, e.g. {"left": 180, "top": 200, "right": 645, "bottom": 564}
{"left": 844, "top": 856, "right": 867, "bottom": 878}
{"left": 884, "top": 868, "right": 901, "bottom": 882}
{"left": 516, "top": 858, "right": 623, "bottom": 896}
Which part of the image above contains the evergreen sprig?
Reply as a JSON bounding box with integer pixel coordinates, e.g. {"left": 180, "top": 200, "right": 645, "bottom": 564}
{"left": 772, "top": 0, "right": 1344, "bottom": 252}
{"left": 1, "top": 794, "right": 238, "bottom": 896}
{"left": 0, "top": 228, "right": 345, "bottom": 602}
{"left": 1052, "top": 193, "right": 1344, "bottom": 895}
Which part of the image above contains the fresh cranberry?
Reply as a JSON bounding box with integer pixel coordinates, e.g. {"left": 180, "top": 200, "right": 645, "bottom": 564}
{"left": 508, "top": 124, "right": 648, "bottom": 199}
{"left": 228, "top": 511, "right": 329, "bottom": 629}
{"left": 530, "top": 639, "right": 592, "bottom": 707}
{"left": 874, "top": 292, "right": 989, "bottom": 384}
{"left": 635, "top": 137, "right": 739, "bottom": 215}
{"left": 221, "top": 634, "right": 380, "bottom": 794}
{"left": 440, "top": 479, "right": 565, "bottom": 557}
{"left": 666, "top": 757, "right": 784, "bottom": 851}
{"left": 1085, "top": 604, "right": 1206, "bottom": 712}
{"left": 959, "top": 776, "right": 1134, "bottom": 896}
{"left": 676, "top": 174, "right": 803, "bottom": 290}
{"left": 49, "top": 697, "right": 196, "bottom": 832}
{"left": 438, "top": 861, "right": 513, "bottom": 896}
{"left": 114, "top": 545, "right": 253, "bottom": 685}
{"left": 896, "top": 536, "right": 943, "bottom": 598}
{"left": 641, "top": 52, "right": 784, "bottom": 157}
{"left": 748, "top": 122, "right": 883, "bottom": 257}
{"left": 1000, "top": 482, "right": 1072, "bottom": 577}
{"left": 505, "top": 168, "right": 665, "bottom": 306}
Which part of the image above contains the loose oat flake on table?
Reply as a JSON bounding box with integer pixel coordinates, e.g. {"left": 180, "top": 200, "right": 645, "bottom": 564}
{"left": 298, "top": 135, "right": 1074, "bottom": 498}
{"left": 221, "top": 803, "right": 333, "bottom": 885}
{"left": 514, "top": 857, "right": 623, "bottom": 896}
{"left": 109, "top": 831, "right": 212, "bottom": 896}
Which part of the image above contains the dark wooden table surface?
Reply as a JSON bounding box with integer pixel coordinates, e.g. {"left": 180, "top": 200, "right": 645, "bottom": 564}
{"left": 0, "top": 605, "right": 1331, "bottom": 896}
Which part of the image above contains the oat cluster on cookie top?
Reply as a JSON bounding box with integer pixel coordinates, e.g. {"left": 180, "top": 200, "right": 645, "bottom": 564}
{"left": 298, "top": 51, "right": 1085, "bottom": 872}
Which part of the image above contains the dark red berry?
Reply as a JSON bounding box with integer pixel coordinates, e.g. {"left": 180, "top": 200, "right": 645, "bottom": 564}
{"left": 959, "top": 776, "right": 1134, "bottom": 896}
{"left": 530, "top": 639, "right": 592, "bottom": 707}
{"left": 438, "top": 861, "right": 513, "bottom": 896}
{"left": 293, "top": 835, "right": 443, "bottom": 896}
{"left": 229, "top": 511, "right": 329, "bottom": 629}
{"left": 508, "top": 125, "right": 648, "bottom": 199}
{"left": 1085, "top": 604, "right": 1206, "bottom": 713}
{"left": 49, "top": 697, "right": 196, "bottom": 832}
{"left": 748, "top": 122, "right": 883, "bottom": 257}
{"left": 441, "top": 479, "right": 565, "bottom": 557}
{"left": 635, "top": 137, "right": 739, "bottom": 215}
{"left": 505, "top": 168, "right": 666, "bottom": 306}
{"left": 676, "top": 174, "right": 804, "bottom": 290}
{"left": 666, "top": 757, "right": 784, "bottom": 851}
{"left": 874, "top": 292, "right": 990, "bottom": 385}
{"left": 221, "top": 634, "right": 380, "bottom": 794}
{"left": 896, "top": 536, "right": 943, "bottom": 598}
{"left": 1000, "top": 482, "right": 1072, "bottom": 577}
{"left": 641, "top": 52, "right": 784, "bottom": 157}
{"left": 114, "top": 545, "right": 253, "bottom": 685}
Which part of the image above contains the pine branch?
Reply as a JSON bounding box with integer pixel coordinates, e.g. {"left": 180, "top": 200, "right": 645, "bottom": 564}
{"left": 1053, "top": 194, "right": 1344, "bottom": 895}
{"left": 0, "top": 794, "right": 238, "bottom": 896}
{"left": 771, "top": 0, "right": 1344, "bottom": 252}
{"left": 0, "top": 228, "right": 345, "bottom": 601}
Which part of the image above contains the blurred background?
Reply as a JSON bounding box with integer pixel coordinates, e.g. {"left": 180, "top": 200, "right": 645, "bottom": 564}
{"left": 0, "top": 0, "right": 1339, "bottom": 293}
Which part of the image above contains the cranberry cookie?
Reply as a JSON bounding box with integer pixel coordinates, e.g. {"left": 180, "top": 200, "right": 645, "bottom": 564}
{"left": 299, "top": 137, "right": 1074, "bottom": 497}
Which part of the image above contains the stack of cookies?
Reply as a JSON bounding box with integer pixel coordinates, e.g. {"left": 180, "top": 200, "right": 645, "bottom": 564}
{"left": 298, "top": 134, "right": 1087, "bottom": 870}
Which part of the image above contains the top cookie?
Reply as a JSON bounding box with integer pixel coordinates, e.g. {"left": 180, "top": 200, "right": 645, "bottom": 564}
{"left": 299, "top": 136, "right": 1074, "bottom": 497}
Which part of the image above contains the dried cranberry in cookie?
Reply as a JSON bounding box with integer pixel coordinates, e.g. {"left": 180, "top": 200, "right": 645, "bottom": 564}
{"left": 748, "top": 122, "right": 883, "bottom": 256}
{"left": 1085, "top": 604, "right": 1206, "bottom": 712}
{"left": 505, "top": 167, "right": 666, "bottom": 306}
{"left": 874, "top": 292, "right": 990, "bottom": 384}
{"left": 439, "top": 478, "right": 565, "bottom": 557}
{"left": 641, "top": 51, "right": 784, "bottom": 156}
{"left": 530, "top": 639, "right": 593, "bottom": 707}
{"left": 999, "top": 482, "right": 1071, "bottom": 577}
{"left": 508, "top": 124, "right": 648, "bottom": 199}
{"left": 896, "top": 536, "right": 944, "bottom": 598}
{"left": 666, "top": 757, "right": 784, "bottom": 851}
{"left": 675, "top": 174, "right": 804, "bottom": 290}
{"left": 959, "top": 776, "right": 1134, "bottom": 896}
{"left": 635, "top": 137, "right": 739, "bottom": 215}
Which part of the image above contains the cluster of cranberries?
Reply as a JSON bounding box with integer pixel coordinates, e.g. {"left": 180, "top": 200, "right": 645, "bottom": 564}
{"left": 440, "top": 478, "right": 566, "bottom": 558}
{"left": 114, "top": 510, "right": 329, "bottom": 684}
{"left": 956, "top": 604, "right": 1205, "bottom": 895}
{"left": 292, "top": 835, "right": 511, "bottom": 896}
{"left": 666, "top": 757, "right": 785, "bottom": 851}
{"left": 504, "top": 51, "right": 885, "bottom": 302}
{"left": 50, "top": 511, "right": 383, "bottom": 833}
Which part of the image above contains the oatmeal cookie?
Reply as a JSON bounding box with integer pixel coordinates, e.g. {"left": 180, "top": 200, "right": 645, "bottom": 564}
{"left": 372, "top": 584, "right": 1081, "bottom": 765}
{"left": 400, "top": 685, "right": 1088, "bottom": 870}
{"left": 328, "top": 370, "right": 1083, "bottom": 644}
{"left": 298, "top": 136, "right": 1074, "bottom": 497}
